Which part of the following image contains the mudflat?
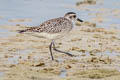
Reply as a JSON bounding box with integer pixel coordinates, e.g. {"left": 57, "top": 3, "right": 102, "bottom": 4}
{"left": 0, "top": 21, "right": 120, "bottom": 80}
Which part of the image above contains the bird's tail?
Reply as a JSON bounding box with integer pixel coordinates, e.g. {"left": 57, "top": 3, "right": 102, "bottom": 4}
{"left": 17, "top": 29, "right": 27, "bottom": 33}
{"left": 17, "top": 26, "right": 42, "bottom": 33}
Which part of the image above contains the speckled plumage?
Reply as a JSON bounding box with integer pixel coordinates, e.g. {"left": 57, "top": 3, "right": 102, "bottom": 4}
{"left": 18, "top": 17, "right": 73, "bottom": 40}
{"left": 19, "top": 17, "right": 73, "bottom": 33}
{"left": 18, "top": 12, "right": 83, "bottom": 60}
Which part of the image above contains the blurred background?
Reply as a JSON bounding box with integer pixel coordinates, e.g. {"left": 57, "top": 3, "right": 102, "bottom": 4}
{"left": 0, "top": 0, "right": 120, "bottom": 28}
{"left": 0, "top": 0, "right": 120, "bottom": 80}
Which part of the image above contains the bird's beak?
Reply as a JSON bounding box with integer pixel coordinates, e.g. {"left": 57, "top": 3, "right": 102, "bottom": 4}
{"left": 77, "top": 18, "right": 83, "bottom": 22}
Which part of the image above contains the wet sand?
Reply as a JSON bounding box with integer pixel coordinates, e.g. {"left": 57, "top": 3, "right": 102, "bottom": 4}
{"left": 0, "top": 0, "right": 120, "bottom": 80}
{"left": 0, "top": 21, "right": 120, "bottom": 80}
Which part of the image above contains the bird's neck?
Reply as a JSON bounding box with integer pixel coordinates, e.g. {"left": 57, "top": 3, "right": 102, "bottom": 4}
{"left": 64, "top": 17, "right": 75, "bottom": 26}
{"left": 71, "top": 20, "right": 76, "bottom": 26}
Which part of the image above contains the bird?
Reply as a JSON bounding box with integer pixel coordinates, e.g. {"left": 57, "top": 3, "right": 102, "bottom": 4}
{"left": 18, "top": 12, "right": 83, "bottom": 60}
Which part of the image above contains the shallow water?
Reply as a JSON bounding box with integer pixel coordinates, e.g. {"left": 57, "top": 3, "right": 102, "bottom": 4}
{"left": 59, "top": 68, "right": 67, "bottom": 78}
{"left": 0, "top": 0, "right": 120, "bottom": 35}
{"left": 0, "top": 28, "right": 16, "bottom": 38}
{"left": 0, "top": 72, "right": 4, "bottom": 77}
{"left": 0, "top": 0, "right": 120, "bottom": 79}
{"left": 7, "top": 55, "right": 19, "bottom": 65}
{"left": 0, "top": 0, "right": 119, "bottom": 26}
{"left": 5, "top": 49, "right": 33, "bottom": 65}
{"left": 0, "top": 0, "right": 79, "bottom": 26}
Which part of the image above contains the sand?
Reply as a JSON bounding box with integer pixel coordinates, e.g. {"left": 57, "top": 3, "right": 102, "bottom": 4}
{"left": 0, "top": 0, "right": 120, "bottom": 79}
{"left": 0, "top": 21, "right": 120, "bottom": 80}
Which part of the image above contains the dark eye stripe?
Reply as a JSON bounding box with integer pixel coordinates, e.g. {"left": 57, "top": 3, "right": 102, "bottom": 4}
{"left": 73, "top": 15, "right": 76, "bottom": 18}
{"left": 69, "top": 16, "right": 72, "bottom": 19}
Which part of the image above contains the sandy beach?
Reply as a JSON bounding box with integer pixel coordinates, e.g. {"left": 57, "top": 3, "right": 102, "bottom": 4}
{"left": 0, "top": 0, "right": 120, "bottom": 80}
{"left": 0, "top": 21, "right": 120, "bottom": 80}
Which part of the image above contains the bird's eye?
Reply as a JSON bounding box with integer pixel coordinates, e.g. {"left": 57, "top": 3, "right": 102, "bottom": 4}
{"left": 73, "top": 15, "right": 76, "bottom": 18}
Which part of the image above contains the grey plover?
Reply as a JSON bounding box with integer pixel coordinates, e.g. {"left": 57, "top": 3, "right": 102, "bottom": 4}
{"left": 18, "top": 12, "right": 83, "bottom": 60}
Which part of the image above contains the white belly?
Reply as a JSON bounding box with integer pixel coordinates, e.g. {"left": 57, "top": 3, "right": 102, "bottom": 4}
{"left": 26, "top": 32, "right": 63, "bottom": 40}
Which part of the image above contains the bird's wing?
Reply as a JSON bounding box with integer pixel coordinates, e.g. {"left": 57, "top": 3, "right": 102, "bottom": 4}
{"left": 40, "top": 17, "right": 72, "bottom": 34}
{"left": 18, "top": 17, "right": 72, "bottom": 34}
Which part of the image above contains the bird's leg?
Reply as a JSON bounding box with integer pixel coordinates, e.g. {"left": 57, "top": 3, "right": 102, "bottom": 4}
{"left": 52, "top": 40, "right": 74, "bottom": 57}
{"left": 49, "top": 41, "right": 54, "bottom": 60}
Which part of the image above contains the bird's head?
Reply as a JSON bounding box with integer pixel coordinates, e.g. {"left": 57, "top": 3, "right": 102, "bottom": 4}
{"left": 64, "top": 12, "right": 83, "bottom": 23}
